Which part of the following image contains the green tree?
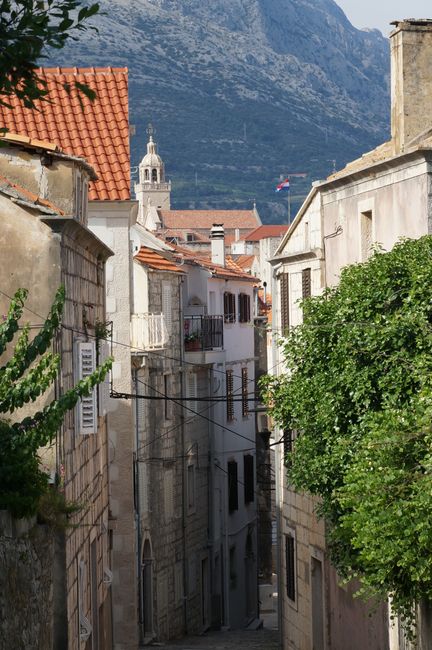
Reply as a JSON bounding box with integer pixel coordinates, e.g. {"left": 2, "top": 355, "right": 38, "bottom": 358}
{"left": 0, "top": 286, "right": 112, "bottom": 518}
{"left": 0, "top": 0, "right": 99, "bottom": 108}
{"left": 262, "top": 236, "right": 432, "bottom": 627}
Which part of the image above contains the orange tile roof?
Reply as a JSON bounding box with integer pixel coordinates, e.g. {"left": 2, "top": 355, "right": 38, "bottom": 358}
{"left": 241, "top": 225, "right": 289, "bottom": 241}
{"left": 0, "top": 173, "right": 64, "bottom": 215}
{"left": 159, "top": 209, "right": 260, "bottom": 230}
{"left": 172, "top": 245, "right": 258, "bottom": 282}
{"left": 0, "top": 67, "right": 130, "bottom": 201}
{"left": 1, "top": 132, "right": 59, "bottom": 152}
{"left": 134, "top": 246, "right": 184, "bottom": 273}
{"left": 230, "top": 254, "right": 256, "bottom": 271}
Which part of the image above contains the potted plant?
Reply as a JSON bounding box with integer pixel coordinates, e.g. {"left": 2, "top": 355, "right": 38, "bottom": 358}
{"left": 184, "top": 332, "right": 201, "bottom": 351}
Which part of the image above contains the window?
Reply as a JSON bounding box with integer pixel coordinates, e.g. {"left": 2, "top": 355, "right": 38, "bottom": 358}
{"left": 186, "top": 233, "right": 196, "bottom": 242}
{"left": 228, "top": 460, "right": 238, "bottom": 512}
{"left": 229, "top": 546, "right": 236, "bottom": 589}
{"left": 241, "top": 367, "right": 248, "bottom": 417}
{"left": 226, "top": 369, "right": 234, "bottom": 421}
{"left": 144, "top": 169, "right": 149, "bottom": 181}
{"left": 302, "top": 268, "right": 311, "bottom": 299}
{"left": 283, "top": 430, "right": 293, "bottom": 468}
{"left": 285, "top": 534, "right": 296, "bottom": 602}
{"left": 152, "top": 168, "right": 158, "bottom": 182}
{"left": 360, "top": 210, "right": 373, "bottom": 261}
{"left": 187, "top": 464, "right": 196, "bottom": 512}
{"left": 280, "top": 273, "right": 290, "bottom": 335}
{"left": 164, "top": 375, "right": 172, "bottom": 420}
{"left": 224, "top": 292, "right": 236, "bottom": 323}
{"left": 162, "top": 282, "right": 172, "bottom": 335}
{"left": 75, "top": 341, "right": 97, "bottom": 434}
{"left": 163, "top": 469, "right": 174, "bottom": 520}
{"left": 243, "top": 455, "right": 254, "bottom": 503}
{"left": 186, "top": 372, "right": 197, "bottom": 415}
{"left": 238, "top": 293, "right": 251, "bottom": 323}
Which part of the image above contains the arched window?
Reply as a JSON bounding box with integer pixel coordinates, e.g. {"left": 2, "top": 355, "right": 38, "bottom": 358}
{"left": 152, "top": 168, "right": 158, "bottom": 182}
{"left": 144, "top": 169, "right": 149, "bottom": 181}
{"left": 140, "top": 539, "right": 153, "bottom": 639}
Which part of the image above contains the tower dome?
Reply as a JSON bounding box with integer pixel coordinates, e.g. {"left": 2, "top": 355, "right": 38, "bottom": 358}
{"left": 139, "top": 124, "right": 165, "bottom": 184}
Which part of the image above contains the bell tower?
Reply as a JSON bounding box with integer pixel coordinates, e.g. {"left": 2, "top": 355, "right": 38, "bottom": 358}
{"left": 135, "top": 124, "right": 171, "bottom": 229}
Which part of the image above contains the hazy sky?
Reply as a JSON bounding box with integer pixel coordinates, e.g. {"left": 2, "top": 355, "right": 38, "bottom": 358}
{"left": 335, "top": 0, "right": 432, "bottom": 36}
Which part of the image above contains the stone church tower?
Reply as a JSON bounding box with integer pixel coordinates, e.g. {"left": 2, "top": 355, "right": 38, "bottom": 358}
{"left": 135, "top": 124, "right": 171, "bottom": 230}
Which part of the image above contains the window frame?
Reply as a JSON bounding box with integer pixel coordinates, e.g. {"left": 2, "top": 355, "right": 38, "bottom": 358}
{"left": 238, "top": 293, "right": 251, "bottom": 323}
{"left": 228, "top": 460, "right": 238, "bottom": 512}
{"left": 224, "top": 291, "right": 236, "bottom": 323}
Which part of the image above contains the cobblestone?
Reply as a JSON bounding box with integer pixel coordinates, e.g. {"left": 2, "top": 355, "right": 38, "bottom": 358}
{"left": 150, "top": 624, "right": 279, "bottom": 650}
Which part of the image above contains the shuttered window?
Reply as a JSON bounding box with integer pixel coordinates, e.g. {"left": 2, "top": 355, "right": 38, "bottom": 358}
{"left": 283, "top": 430, "right": 293, "bottom": 468}
{"left": 224, "top": 292, "right": 236, "bottom": 323}
{"left": 280, "top": 273, "right": 290, "bottom": 335}
{"left": 244, "top": 454, "right": 254, "bottom": 503}
{"left": 186, "top": 372, "right": 197, "bottom": 414}
{"left": 241, "top": 367, "right": 248, "bottom": 417}
{"left": 226, "top": 369, "right": 234, "bottom": 421}
{"left": 285, "top": 534, "right": 296, "bottom": 602}
{"left": 228, "top": 460, "right": 238, "bottom": 512}
{"left": 238, "top": 293, "right": 251, "bottom": 323}
{"left": 76, "top": 341, "right": 97, "bottom": 435}
{"left": 162, "top": 282, "right": 172, "bottom": 334}
{"left": 302, "top": 268, "right": 311, "bottom": 299}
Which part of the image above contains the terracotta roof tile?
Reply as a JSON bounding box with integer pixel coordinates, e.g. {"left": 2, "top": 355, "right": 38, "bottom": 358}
{"left": 241, "top": 225, "right": 289, "bottom": 241}
{"left": 0, "top": 67, "right": 129, "bottom": 201}
{"left": 0, "top": 173, "right": 64, "bottom": 215}
{"left": 159, "top": 209, "right": 260, "bottom": 230}
{"left": 134, "top": 246, "right": 184, "bottom": 273}
{"left": 230, "top": 254, "right": 256, "bottom": 271}
{"left": 172, "top": 245, "right": 258, "bottom": 282}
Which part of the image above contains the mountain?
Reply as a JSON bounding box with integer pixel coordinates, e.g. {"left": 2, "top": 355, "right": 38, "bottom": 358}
{"left": 52, "top": 0, "right": 390, "bottom": 222}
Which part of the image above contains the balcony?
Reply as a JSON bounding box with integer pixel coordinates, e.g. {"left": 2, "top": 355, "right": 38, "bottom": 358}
{"left": 184, "top": 315, "right": 223, "bottom": 351}
{"left": 131, "top": 313, "right": 168, "bottom": 351}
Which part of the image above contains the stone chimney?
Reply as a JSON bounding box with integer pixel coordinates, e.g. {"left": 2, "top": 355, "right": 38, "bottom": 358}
{"left": 390, "top": 19, "right": 432, "bottom": 153}
{"left": 210, "top": 223, "right": 225, "bottom": 266}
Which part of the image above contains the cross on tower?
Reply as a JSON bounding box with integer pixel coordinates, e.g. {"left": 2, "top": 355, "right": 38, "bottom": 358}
{"left": 146, "top": 123, "right": 156, "bottom": 138}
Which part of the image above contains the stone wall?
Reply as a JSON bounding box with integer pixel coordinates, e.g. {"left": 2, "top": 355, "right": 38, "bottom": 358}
{"left": 0, "top": 514, "right": 55, "bottom": 650}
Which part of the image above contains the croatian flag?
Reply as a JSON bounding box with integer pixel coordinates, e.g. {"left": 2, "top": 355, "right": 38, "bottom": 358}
{"left": 276, "top": 178, "right": 290, "bottom": 192}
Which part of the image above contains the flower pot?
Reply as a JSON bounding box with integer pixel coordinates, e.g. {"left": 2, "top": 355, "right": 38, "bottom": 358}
{"left": 185, "top": 339, "right": 201, "bottom": 351}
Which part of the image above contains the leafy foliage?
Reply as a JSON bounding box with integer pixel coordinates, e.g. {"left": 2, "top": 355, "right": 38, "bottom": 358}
{"left": 0, "top": 0, "right": 99, "bottom": 109}
{"left": 262, "top": 237, "right": 432, "bottom": 627}
{"left": 0, "top": 286, "right": 112, "bottom": 518}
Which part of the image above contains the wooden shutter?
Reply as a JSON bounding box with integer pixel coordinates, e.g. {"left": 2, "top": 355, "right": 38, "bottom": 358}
{"left": 239, "top": 294, "right": 251, "bottom": 323}
{"left": 224, "top": 292, "right": 235, "bottom": 323}
{"left": 280, "top": 273, "right": 290, "bottom": 335}
{"left": 226, "top": 369, "right": 234, "bottom": 421}
{"left": 162, "top": 282, "right": 172, "bottom": 334}
{"left": 137, "top": 460, "right": 149, "bottom": 515}
{"left": 241, "top": 367, "right": 248, "bottom": 417}
{"left": 302, "top": 268, "right": 311, "bottom": 299}
{"left": 228, "top": 460, "right": 238, "bottom": 512}
{"left": 243, "top": 454, "right": 254, "bottom": 503}
{"left": 76, "top": 341, "right": 97, "bottom": 434}
{"left": 285, "top": 534, "right": 296, "bottom": 601}
{"left": 186, "top": 372, "right": 197, "bottom": 414}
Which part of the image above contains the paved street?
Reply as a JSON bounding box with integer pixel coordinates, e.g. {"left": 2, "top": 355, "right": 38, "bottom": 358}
{"left": 151, "top": 616, "right": 279, "bottom": 650}
{"left": 151, "top": 628, "right": 279, "bottom": 650}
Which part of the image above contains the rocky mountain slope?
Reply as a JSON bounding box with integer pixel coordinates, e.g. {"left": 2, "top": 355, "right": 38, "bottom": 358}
{"left": 53, "top": 0, "right": 390, "bottom": 221}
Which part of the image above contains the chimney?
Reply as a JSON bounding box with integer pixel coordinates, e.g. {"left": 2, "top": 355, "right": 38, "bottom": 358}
{"left": 210, "top": 223, "right": 225, "bottom": 266}
{"left": 390, "top": 19, "right": 432, "bottom": 153}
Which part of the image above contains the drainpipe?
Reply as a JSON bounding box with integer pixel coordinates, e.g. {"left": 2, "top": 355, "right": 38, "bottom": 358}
{"left": 134, "top": 368, "right": 143, "bottom": 643}
{"left": 179, "top": 276, "right": 188, "bottom": 634}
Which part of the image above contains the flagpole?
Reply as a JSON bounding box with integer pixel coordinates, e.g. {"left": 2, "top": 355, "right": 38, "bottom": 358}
{"left": 288, "top": 190, "right": 291, "bottom": 224}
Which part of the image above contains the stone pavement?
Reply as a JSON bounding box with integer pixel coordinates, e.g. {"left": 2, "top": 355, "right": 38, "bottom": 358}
{"left": 149, "top": 621, "right": 280, "bottom": 650}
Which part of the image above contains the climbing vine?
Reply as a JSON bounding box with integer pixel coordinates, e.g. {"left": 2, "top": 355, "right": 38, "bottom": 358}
{"left": 262, "top": 236, "right": 432, "bottom": 629}
{"left": 0, "top": 286, "right": 112, "bottom": 518}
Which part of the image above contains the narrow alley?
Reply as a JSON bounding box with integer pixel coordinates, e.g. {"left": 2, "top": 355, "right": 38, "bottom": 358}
{"left": 150, "top": 625, "right": 279, "bottom": 650}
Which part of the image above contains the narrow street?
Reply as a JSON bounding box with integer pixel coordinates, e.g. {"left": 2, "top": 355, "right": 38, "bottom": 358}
{"left": 151, "top": 625, "right": 279, "bottom": 650}
{"left": 150, "top": 608, "right": 279, "bottom": 650}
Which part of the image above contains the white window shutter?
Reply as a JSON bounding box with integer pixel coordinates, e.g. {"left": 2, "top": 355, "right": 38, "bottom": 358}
{"left": 76, "top": 341, "right": 97, "bottom": 435}
{"left": 162, "top": 283, "right": 172, "bottom": 335}
{"left": 98, "top": 340, "right": 110, "bottom": 416}
{"left": 138, "top": 460, "right": 149, "bottom": 515}
{"left": 185, "top": 373, "right": 197, "bottom": 415}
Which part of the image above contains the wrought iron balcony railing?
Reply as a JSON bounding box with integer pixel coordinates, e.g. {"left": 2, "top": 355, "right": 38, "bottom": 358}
{"left": 184, "top": 315, "right": 223, "bottom": 351}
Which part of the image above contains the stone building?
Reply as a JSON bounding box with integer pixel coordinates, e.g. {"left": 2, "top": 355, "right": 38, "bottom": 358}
{"left": 0, "top": 67, "right": 140, "bottom": 650}
{"left": 271, "top": 17, "right": 432, "bottom": 650}
{"left": 0, "top": 133, "right": 113, "bottom": 649}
